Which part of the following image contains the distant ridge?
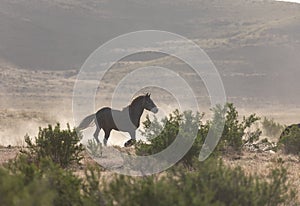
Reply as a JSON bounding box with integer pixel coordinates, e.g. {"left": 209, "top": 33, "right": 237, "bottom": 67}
{"left": 0, "top": 0, "right": 300, "bottom": 70}
{"left": 276, "top": 0, "right": 300, "bottom": 3}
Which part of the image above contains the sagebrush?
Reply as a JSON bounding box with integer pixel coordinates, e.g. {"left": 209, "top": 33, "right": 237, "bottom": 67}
{"left": 22, "top": 123, "right": 84, "bottom": 168}
{"left": 262, "top": 117, "right": 285, "bottom": 138}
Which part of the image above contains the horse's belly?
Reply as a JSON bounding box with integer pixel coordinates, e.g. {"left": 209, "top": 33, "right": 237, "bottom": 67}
{"left": 97, "top": 108, "right": 138, "bottom": 132}
{"left": 113, "top": 119, "right": 137, "bottom": 132}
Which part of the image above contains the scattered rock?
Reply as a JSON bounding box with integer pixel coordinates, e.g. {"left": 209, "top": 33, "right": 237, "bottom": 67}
{"left": 244, "top": 139, "right": 277, "bottom": 153}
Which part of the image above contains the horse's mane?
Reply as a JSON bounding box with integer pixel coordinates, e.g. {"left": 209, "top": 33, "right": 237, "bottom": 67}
{"left": 122, "top": 95, "right": 145, "bottom": 111}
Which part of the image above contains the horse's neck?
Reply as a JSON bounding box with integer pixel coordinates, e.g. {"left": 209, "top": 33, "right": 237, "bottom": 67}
{"left": 129, "top": 103, "right": 144, "bottom": 127}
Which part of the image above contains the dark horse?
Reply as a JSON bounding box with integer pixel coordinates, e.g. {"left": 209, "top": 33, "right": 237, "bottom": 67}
{"left": 279, "top": 123, "right": 300, "bottom": 139}
{"left": 77, "top": 93, "right": 158, "bottom": 147}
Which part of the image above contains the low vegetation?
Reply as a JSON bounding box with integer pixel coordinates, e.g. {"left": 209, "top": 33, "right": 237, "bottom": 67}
{"left": 135, "top": 109, "right": 206, "bottom": 168}
{"left": 262, "top": 117, "right": 285, "bottom": 138}
{"left": 22, "top": 123, "right": 84, "bottom": 168}
{"left": 86, "top": 139, "right": 103, "bottom": 158}
{"left": 2, "top": 156, "right": 105, "bottom": 206}
{"left": 135, "top": 103, "right": 261, "bottom": 165}
{"left": 104, "top": 159, "right": 295, "bottom": 206}
{"left": 216, "top": 103, "right": 261, "bottom": 152}
{"left": 0, "top": 103, "right": 299, "bottom": 206}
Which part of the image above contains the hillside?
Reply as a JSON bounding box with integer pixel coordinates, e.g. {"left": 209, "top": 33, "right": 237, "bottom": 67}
{"left": 1, "top": 0, "right": 300, "bottom": 145}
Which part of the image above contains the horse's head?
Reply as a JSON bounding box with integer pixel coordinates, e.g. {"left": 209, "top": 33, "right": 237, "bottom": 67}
{"left": 143, "top": 93, "right": 158, "bottom": 113}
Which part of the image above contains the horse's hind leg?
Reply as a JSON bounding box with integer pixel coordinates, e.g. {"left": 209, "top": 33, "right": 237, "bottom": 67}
{"left": 93, "top": 127, "right": 100, "bottom": 143}
{"left": 103, "top": 130, "right": 111, "bottom": 146}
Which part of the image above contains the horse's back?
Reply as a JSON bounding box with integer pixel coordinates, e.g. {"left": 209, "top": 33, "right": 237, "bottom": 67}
{"left": 96, "top": 107, "right": 122, "bottom": 117}
{"left": 97, "top": 107, "right": 111, "bottom": 113}
{"left": 280, "top": 123, "right": 300, "bottom": 139}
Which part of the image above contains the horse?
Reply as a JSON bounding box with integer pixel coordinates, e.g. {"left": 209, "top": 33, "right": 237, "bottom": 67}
{"left": 77, "top": 93, "right": 158, "bottom": 147}
{"left": 279, "top": 123, "right": 300, "bottom": 139}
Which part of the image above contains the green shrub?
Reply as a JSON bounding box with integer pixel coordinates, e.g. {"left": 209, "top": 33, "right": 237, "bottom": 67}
{"left": 217, "top": 103, "right": 261, "bottom": 152}
{"left": 278, "top": 124, "right": 300, "bottom": 155}
{"left": 262, "top": 117, "right": 285, "bottom": 138}
{"left": 87, "top": 139, "right": 103, "bottom": 158}
{"left": 104, "top": 158, "right": 296, "bottom": 206}
{"left": 135, "top": 103, "right": 261, "bottom": 167}
{"left": 82, "top": 165, "right": 106, "bottom": 206}
{"left": 3, "top": 155, "right": 82, "bottom": 206}
{"left": 0, "top": 123, "right": 106, "bottom": 206}
{"left": 22, "top": 123, "right": 84, "bottom": 168}
{"left": 135, "top": 110, "right": 205, "bottom": 168}
{"left": 0, "top": 165, "right": 56, "bottom": 206}
{"left": 3, "top": 155, "right": 106, "bottom": 206}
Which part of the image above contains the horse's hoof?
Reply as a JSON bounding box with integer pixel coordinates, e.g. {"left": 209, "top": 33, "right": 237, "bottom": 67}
{"left": 103, "top": 138, "right": 107, "bottom": 146}
{"left": 124, "top": 139, "right": 136, "bottom": 147}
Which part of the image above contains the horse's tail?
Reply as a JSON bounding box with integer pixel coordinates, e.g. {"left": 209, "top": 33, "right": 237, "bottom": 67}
{"left": 77, "top": 114, "right": 96, "bottom": 131}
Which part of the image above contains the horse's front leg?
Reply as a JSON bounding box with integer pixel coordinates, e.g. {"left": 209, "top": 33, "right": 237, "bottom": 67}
{"left": 93, "top": 127, "right": 100, "bottom": 143}
{"left": 124, "top": 131, "right": 136, "bottom": 147}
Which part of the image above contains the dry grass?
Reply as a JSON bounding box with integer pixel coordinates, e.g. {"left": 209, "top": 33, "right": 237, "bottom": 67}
{"left": 224, "top": 150, "right": 300, "bottom": 202}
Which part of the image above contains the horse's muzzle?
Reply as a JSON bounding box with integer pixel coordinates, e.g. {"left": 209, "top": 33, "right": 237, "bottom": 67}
{"left": 151, "top": 107, "right": 159, "bottom": 114}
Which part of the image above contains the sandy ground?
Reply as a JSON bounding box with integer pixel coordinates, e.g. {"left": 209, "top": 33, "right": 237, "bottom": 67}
{"left": 0, "top": 146, "right": 20, "bottom": 165}
{"left": 224, "top": 151, "right": 300, "bottom": 201}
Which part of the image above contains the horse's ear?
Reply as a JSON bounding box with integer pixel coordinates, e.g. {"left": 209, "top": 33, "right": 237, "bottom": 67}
{"left": 146, "top": 93, "right": 150, "bottom": 97}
